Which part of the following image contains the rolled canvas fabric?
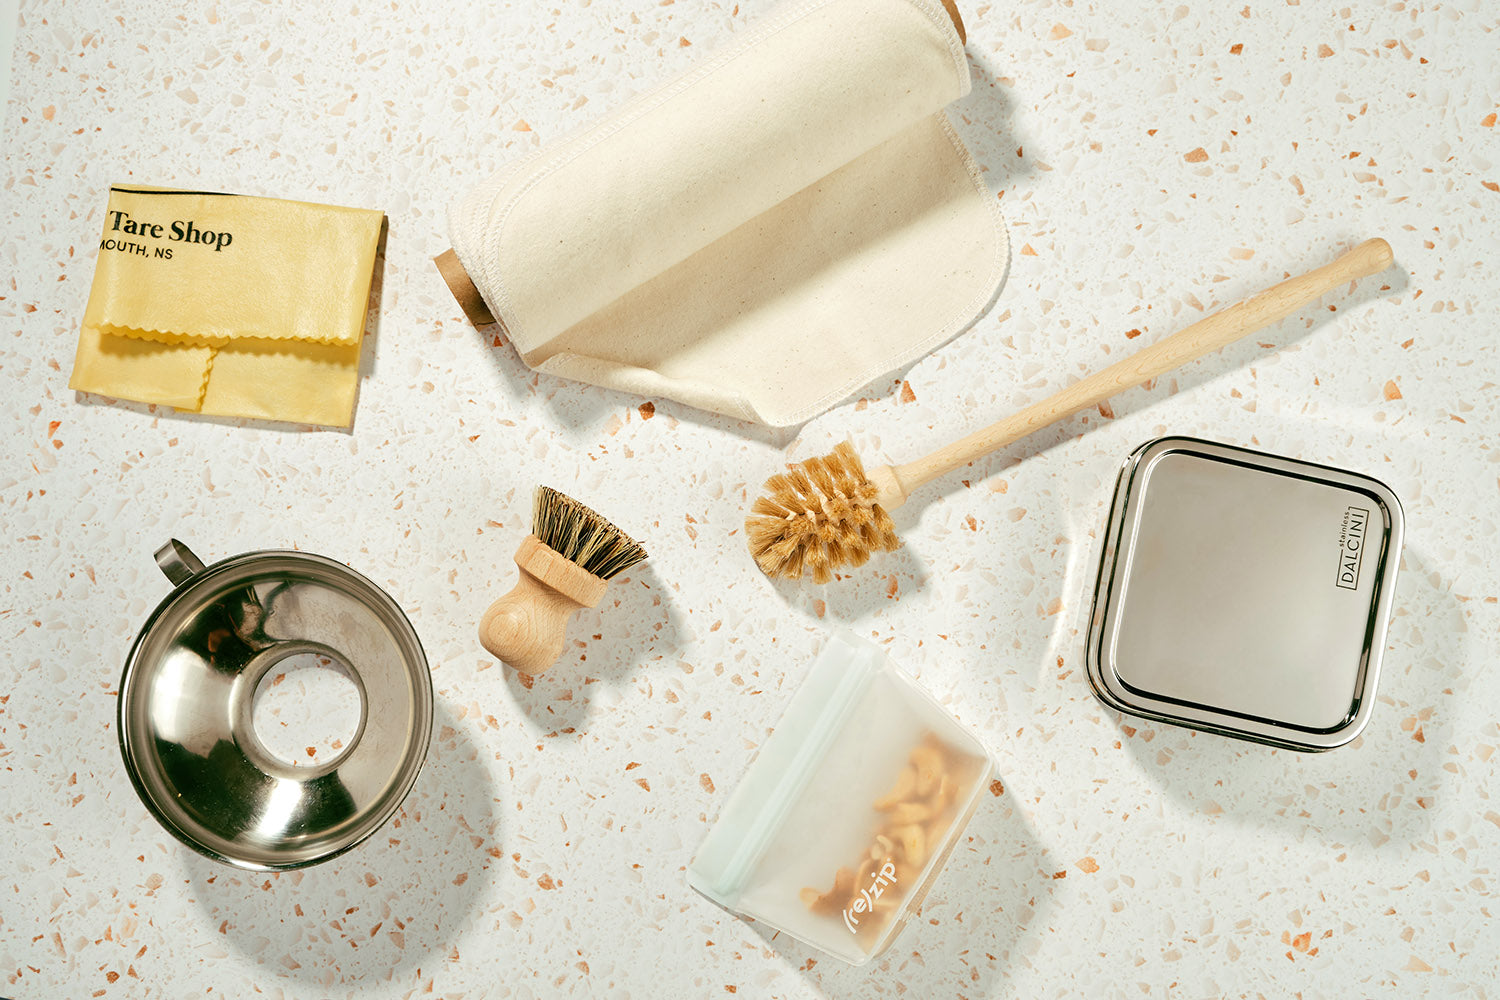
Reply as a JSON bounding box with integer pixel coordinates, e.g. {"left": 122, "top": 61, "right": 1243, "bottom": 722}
{"left": 448, "top": 0, "right": 1008, "bottom": 427}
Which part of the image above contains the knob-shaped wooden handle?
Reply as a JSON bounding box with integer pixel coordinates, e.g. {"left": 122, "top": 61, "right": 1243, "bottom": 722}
{"left": 479, "top": 535, "right": 608, "bottom": 677}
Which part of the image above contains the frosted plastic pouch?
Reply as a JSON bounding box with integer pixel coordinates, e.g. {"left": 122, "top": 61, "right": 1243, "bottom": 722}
{"left": 688, "top": 633, "right": 992, "bottom": 965}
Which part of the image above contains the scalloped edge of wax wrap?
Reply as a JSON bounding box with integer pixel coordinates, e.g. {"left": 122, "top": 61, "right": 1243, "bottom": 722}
{"left": 93, "top": 322, "right": 365, "bottom": 350}
{"left": 98, "top": 186, "right": 378, "bottom": 349}
{"left": 451, "top": 0, "right": 971, "bottom": 342}
{"left": 530, "top": 113, "right": 1007, "bottom": 428}
{"left": 95, "top": 325, "right": 229, "bottom": 349}
{"left": 211, "top": 337, "right": 365, "bottom": 361}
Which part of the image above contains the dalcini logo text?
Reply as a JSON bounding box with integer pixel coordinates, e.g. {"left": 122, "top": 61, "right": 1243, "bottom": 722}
{"left": 1335, "top": 506, "right": 1370, "bottom": 590}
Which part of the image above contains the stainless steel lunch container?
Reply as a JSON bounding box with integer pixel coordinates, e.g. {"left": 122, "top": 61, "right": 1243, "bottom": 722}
{"left": 118, "top": 540, "right": 433, "bottom": 870}
{"left": 1085, "top": 437, "right": 1404, "bottom": 751}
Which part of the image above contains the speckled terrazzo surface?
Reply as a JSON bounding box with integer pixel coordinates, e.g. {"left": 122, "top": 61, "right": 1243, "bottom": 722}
{"left": 3, "top": 1, "right": 1498, "bottom": 997}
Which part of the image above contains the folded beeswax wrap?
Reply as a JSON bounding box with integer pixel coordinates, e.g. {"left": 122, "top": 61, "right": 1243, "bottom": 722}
{"left": 448, "top": 0, "right": 1008, "bottom": 427}
{"left": 69, "top": 186, "right": 384, "bottom": 428}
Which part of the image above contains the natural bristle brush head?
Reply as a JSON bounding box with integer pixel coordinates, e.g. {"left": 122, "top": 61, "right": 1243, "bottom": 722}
{"left": 479, "top": 487, "right": 648, "bottom": 676}
{"left": 746, "top": 441, "right": 900, "bottom": 584}
{"left": 532, "top": 486, "right": 648, "bottom": 581}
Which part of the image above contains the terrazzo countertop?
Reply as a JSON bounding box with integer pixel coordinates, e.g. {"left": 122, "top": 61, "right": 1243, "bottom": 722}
{"left": 3, "top": 1, "right": 1498, "bottom": 997}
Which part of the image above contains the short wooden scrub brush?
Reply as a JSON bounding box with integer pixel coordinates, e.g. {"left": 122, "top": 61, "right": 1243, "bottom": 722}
{"left": 480, "top": 486, "right": 648, "bottom": 675}
{"left": 748, "top": 238, "right": 1395, "bottom": 583}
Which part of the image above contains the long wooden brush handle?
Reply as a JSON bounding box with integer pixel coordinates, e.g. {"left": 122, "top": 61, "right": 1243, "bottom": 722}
{"left": 891, "top": 238, "right": 1394, "bottom": 494}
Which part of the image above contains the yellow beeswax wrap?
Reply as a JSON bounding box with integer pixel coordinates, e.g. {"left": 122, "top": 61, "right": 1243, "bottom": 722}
{"left": 69, "top": 185, "right": 383, "bottom": 427}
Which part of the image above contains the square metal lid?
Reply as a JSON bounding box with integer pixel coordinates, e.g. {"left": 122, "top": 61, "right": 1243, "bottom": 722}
{"left": 1085, "top": 436, "right": 1404, "bottom": 751}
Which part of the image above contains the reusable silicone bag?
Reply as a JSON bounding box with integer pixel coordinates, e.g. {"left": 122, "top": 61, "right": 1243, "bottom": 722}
{"left": 688, "top": 633, "right": 992, "bottom": 965}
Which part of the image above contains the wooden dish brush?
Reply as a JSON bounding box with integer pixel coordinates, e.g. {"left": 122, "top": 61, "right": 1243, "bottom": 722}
{"left": 747, "top": 238, "right": 1395, "bottom": 583}
{"left": 480, "top": 486, "right": 648, "bottom": 676}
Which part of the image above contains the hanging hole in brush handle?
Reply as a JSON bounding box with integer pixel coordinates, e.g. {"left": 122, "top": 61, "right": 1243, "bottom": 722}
{"left": 155, "top": 539, "right": 206, "bottom": 587}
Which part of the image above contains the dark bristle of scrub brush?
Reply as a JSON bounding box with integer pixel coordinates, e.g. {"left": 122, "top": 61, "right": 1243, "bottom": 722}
{"left": 531, "top": 486, "right": 648, "bottom": 581}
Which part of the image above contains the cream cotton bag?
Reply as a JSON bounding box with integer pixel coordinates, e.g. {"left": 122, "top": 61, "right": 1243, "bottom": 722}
{"left": 445, "top": 0, "right": 1008, "bottom": 426}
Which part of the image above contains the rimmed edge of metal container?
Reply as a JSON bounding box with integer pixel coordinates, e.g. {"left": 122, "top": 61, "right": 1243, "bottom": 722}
{"left": 118, "top": 541, "right": 434, "bottom": 871}
{"left": 1084, "top": 436, "right": 1404, "bottom": 752}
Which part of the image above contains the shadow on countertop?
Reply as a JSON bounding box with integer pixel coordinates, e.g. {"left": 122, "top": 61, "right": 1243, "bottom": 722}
{"left": 181, "top": 699, "right": 497, "bottom": 990}
{"left": 497, "top": 555, "right": 684, "bottom": 735}
{"left": 1108, "top": 544, "right": 1463, "bottom": 850}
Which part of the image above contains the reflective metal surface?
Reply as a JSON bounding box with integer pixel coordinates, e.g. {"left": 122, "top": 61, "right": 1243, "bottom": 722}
{"left": 119, "top": 540, "right": 433, "bottom": 869}
{"left": 1086, "top": 437, "right": 1404, "bottom": 751}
